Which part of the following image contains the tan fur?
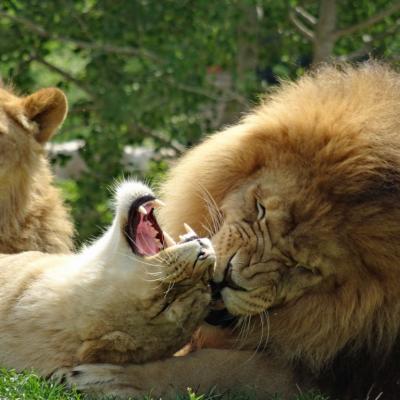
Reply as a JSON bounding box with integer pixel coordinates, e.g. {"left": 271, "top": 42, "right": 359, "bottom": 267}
{"left": 160, "top": 62, "right": 400, "bottom": 367}
{"left": 0, "top": 181, "right": 214, "bottom": 378}
{"left": 0, "top": 86, "right": 73, "bottom": 253}
{"left": 56, "top": 62, "right": 400, "bottom": 399}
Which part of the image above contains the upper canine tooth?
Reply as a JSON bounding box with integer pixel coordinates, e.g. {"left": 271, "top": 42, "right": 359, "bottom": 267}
{"left": 153, "top": 199, "right": 166, "bottom": 207}
{"left": 183, "top": 223, "right": 197, "bottom": 237}
{"left": 138, "top": 205, "right": 148, "bottom": 215}
{"left": 163, "top": 231, "right": 176, "bottom": 247}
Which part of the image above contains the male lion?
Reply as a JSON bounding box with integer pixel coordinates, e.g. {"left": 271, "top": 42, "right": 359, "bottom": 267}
{"left": 0, "top": 85, "right": 73, "bottom": 253}
{"left": 0, "top": 180, "right": 214, "bottom": 381}
{"left": 60, "top": 62, "right": 400, "bottom": 399}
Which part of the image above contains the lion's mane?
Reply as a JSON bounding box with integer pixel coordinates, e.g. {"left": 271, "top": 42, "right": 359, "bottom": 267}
{"left": 159, "top": 62, "right": 400, "bottom": 399}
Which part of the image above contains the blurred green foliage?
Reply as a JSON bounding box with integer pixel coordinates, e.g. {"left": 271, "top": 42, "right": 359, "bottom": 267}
{"left": 0, "top": 0, "right": 398, "bottom": 243}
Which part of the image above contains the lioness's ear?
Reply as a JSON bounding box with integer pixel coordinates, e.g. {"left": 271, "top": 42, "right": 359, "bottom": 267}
{"left": 22, "top": 88, "right": 68, "bottom": 143}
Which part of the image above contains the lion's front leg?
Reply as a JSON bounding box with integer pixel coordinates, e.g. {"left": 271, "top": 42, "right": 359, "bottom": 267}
{"left": 56, "top": 349, "right": 299, "bottom": 399}
{"left": 52, "top": 363, "right": 145, "bottom": 398}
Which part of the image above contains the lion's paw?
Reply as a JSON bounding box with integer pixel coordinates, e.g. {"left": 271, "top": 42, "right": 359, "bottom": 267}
{"left": 50, "top": 367, "right": 74, "bottom": 386}
{"left": 51, "top": 364, "right": 147, "bottom": 398}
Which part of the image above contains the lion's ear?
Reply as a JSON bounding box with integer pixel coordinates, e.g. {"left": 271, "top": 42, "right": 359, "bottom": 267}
{"left": 22, "top": 88, "right": 68, "bottom": 144}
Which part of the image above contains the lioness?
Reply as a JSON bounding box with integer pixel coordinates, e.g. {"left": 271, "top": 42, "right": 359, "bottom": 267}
{"left": 0, "top": 180, "right": 214, "bottom": 379}
{"left": 0, "top": 85, "right": 73, "bottom": 253}
{"left": 60, "top": 62, "right": 400, "bottom": 399}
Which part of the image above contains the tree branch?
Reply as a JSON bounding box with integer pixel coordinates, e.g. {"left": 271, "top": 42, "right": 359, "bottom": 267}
{"left": 1, "top": 8, "right": 248, "bottom": 110}
{"left": 337, "top": 20, "right": 400, "bottom": 62}
{"left": 31, "top": 54, "right": 94, "bottom": 98}
{"left": 1, "top": 8, "right": 250, "bottom": 110}
{"left": 164, "top": 78, "right": 222, "bottom": 101}
{"left": 164, "top": 77, "right": 249, "bottom": 107}
{"left": 294, "top": 6, "right": 317, "bottom": 25}
{"left": 30, "top": 55, "right": 185, "bottom": 154}
{"left": 222, "top": 88, "right": 249, "bottom": 108}
{"left": 0, "top": 9, "right": 161, "bottom": 62}
{"left": 337, "top": 46, "right": 372, "bottom": 62}
{"left": 129, "top": 123, "right": 185, "bottom": 155}
{"left": 334, "top": 2, "right": 400, "bottom": 38}
{"left": 289, "top": 8, "right": 315, "bottom": 41}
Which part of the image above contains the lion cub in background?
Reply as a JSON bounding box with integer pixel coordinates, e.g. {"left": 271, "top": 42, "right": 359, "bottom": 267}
{"left": 0, "top": 180, "right": 214, "bottom": 377}
{"left": 0, "top": 86, "right": 73, "bottom": 253}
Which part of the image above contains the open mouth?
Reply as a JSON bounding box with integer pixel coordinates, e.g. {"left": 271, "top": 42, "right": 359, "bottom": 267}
{"left": 124, "top": 195, "right": 197, "bottom": 257}
{"left": 205, "top": 308, "right": 238, "bottom": 328}
{"left": 125, "top": 195, "right": 164, "bottom": 256}
{"left": 205, "top": 281, "right": 238, "bottom": 327}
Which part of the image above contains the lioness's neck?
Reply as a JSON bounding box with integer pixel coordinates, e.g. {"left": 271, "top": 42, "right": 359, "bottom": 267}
{"left": 79, "top": 221, "right": 155, "bottom": 299}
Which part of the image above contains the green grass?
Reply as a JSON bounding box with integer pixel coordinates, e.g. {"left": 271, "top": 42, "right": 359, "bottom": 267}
{"left": 0, "top": 368, "right": 84, "bottom": 400}
{"left": 0, "top": 369, "right": 329, "bottom": 400}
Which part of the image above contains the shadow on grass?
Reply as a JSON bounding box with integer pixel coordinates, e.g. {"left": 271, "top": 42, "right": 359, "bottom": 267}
{"left": 0, "top": 369, "right": 329, "bottom": 400}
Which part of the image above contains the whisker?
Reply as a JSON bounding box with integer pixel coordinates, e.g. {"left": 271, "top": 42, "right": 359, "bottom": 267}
{"left": 256, "top": 313, "right": 264, "bottom": 353}
{"left": 195, "top": 183, "right": 224, "bottom": 236}
{"left": 145, "top": 271, "right": 163, "bottom": 276}
{"left": 262, "top": 310, "right": 270, "bottom": 352}
{"left": 164, "top": 281, "right": 175, "bottom": 299}
{"left": 235, "top": 315, "right": 252, "bottom": 350}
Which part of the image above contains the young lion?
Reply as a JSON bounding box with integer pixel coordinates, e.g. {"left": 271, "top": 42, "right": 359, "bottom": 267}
{"left": 0, "top": 180, "right": 214, "bottom": 378}
{"left": 0, "top": 86, "right": 73, "bottom": 253}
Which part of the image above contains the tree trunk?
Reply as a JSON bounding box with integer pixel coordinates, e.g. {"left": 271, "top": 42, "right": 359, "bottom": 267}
{"left": 313, "top": 0, "right": 337, "bottom": 64}
{"left": 236, "top": 3, "right": 259, "bottom": 83}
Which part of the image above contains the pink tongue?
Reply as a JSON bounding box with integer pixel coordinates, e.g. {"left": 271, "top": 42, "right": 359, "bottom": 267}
{"left": 136, "top": 216, "right": 160, "bottom": 256}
